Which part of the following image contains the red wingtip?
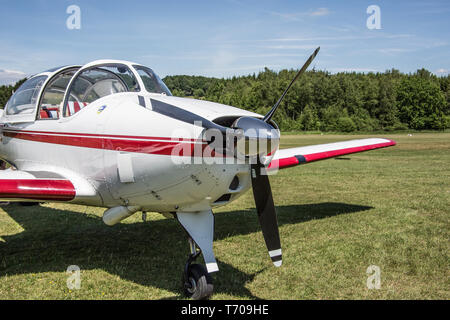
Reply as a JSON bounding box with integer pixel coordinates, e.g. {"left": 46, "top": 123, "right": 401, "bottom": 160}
{"left": 386, "top": 139, "right": 397, "bottom": 146}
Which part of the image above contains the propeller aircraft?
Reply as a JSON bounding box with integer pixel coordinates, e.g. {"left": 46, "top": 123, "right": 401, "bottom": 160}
{"left": 0, "top": 48, "right": 395, "bottom": 299}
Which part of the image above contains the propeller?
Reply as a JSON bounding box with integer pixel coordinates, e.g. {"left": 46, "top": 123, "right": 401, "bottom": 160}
{"left": 233, "top": 47, "right": 320, "bottom": 267}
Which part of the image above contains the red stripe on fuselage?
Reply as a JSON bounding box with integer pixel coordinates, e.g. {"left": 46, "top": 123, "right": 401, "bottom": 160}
{"left": 3, "top": 129, "right": 200, "bottom": 142}
{"left": 0, "top": 179, "right": 76, "bottom": 201}
{"left": 2, "top": 129, "right": 210, "bottom": 157}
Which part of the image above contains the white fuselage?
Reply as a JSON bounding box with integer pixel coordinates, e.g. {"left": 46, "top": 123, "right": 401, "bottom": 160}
{"left": 0, "top": 92, "right": 259, "bottom": 213}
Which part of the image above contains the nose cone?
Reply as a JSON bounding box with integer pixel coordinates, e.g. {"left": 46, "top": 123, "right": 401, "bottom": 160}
{"left": 232, "top": 116, "right": 280, "bottom": 157}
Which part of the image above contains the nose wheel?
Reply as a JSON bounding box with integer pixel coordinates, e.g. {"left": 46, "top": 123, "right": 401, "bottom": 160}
{"left": 182, "top": 238, "right": 214, "bottom": 300}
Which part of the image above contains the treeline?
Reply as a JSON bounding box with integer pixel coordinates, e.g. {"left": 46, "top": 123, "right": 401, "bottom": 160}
{"left": 164, "top": 68, "right": 450, "bottom": 132}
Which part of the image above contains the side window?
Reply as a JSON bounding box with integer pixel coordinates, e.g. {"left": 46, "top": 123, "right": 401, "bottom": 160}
{"left": 5, "top": 76, "right": 47, "bottom": 115}
{"left": 38, "top": 69, "right": 79, "bottom": 120}
{"left": 133, "top": 65, "right": 172, "bottom": 96}
{"left": 64, "top": 64, "right": 139, "bottom": 117}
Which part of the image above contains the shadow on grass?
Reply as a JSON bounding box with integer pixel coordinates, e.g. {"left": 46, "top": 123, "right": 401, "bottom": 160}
{"left": 0, "top": 202, "right": 372, "bottom": 299}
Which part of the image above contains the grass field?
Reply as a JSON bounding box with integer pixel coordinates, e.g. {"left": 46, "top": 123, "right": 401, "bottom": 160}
{"left": 0, "top": 133, "right": 449, "bottom": 300}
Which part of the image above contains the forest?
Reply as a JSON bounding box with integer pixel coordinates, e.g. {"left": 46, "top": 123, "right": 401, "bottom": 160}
{"left": 1, "top": 68, "right": 449, "bottom": 132}
{"left": 163, "top": 68, "right": 450, "bottom": 132}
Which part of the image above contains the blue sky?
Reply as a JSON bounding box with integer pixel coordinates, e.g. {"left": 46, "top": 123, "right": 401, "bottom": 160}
{"left": 0, "top": 0, "right": 449, "bottom": 84}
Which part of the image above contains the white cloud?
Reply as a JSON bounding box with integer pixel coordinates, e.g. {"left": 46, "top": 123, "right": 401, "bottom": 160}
{"left": 0, "top": 69, "right": 27, "bottom": 86}
{"left": 225, "top": 33, "right": 414, "bottom": 44}
{"left": 377, "top": 48, "right": 415, "bottom": 55}
{"left": 435, "top": 68, "right": 449, "bottom": 75}
{"left": 264, "top": 44, "right": 320, "bottom": 50}
{"left": 271, "top": 7, "right": 330, "bottom": 21}
{"left": 310, "top": 8, "right": 330, "bottom": 17}
{"left": 328, "top": 67, "right": 379, "bottom": 73}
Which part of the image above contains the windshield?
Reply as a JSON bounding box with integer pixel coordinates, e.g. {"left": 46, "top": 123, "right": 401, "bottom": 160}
{"left": 5, "top": 75, "right": 47, "bottom": 115}
{"left": 133, "top": 65, "right": 172, "bottom": 96}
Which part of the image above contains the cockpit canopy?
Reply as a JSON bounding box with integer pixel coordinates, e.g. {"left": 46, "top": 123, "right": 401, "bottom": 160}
{"left": 3, "top": 60, "right": 172, "bottom": 121}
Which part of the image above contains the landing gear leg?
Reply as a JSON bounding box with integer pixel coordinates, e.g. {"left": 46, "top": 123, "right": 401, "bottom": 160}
{"left": 176, "top": 210, "right": 218, "bottom": 300}
{"left": 182, "top": 238, "right": 213, "bottom": 300}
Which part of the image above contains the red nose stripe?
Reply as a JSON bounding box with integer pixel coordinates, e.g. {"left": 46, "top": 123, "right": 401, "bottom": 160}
{"left": 2, "top": 129, "right": 206, "bottom": 156}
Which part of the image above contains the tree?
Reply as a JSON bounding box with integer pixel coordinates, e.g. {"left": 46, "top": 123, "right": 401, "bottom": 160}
{"left": 396, "top": 76, "right": 447, "bottom": 130}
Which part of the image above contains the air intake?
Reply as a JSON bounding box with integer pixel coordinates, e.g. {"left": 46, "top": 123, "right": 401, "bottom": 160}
{"left": 214, "top": 194, "right": 231, "bottom": 203}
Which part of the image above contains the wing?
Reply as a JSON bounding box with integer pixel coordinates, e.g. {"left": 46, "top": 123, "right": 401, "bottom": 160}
{"left": 268, "top": 138, "right": 396, "bottom": 170}
{"left": 0, "top": 168, "right": 76, "bottom": 201}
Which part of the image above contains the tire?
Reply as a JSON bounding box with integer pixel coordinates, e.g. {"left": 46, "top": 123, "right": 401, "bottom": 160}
{"left": 183, "top": 264, "right": 214, "bottom": 300}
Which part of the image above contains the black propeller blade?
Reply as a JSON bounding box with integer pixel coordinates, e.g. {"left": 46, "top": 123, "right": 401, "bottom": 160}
{"left": 251, "top": 162, "right": 282, "bottom": 267}
{"left": 250, "top": 47, "right": 321, "bottom": 267}
{"left": 263, "top": 46, "right": 320, "bottom": 123}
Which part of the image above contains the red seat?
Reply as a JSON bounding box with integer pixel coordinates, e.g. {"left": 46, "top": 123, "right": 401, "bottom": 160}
{"left": 40, "top": 110, "right": 49, "bottom": 119}
{"left": 66, "top": 101, "right": 88, "bottom": 116}
{"left": 39, "top": 106, "right": 60, "bottom": 119}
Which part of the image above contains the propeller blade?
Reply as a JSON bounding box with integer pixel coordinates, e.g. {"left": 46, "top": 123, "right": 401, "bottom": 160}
{"left": 251, "top": 163, "right": 282, "bottom": 267}
{"left": 263, "top": 46, "right": 320, "bottom": 123}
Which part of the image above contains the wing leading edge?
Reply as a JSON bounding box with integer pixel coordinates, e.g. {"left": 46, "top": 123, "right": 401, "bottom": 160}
{"left": 268, "top": 138, "right": 396, "bottom": 170}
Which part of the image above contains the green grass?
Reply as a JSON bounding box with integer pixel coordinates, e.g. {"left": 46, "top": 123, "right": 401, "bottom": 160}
{"left": 0, "top": 133, "right": 449, "bottom": 299}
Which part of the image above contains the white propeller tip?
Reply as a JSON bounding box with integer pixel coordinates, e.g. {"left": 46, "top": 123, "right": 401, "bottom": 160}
{"left": 206, "top": 262, "right": 219, "bottom": 273}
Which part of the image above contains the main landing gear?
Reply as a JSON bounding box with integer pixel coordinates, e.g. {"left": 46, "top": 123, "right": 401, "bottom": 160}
{"left": 182, "top": 238, "right": 213, "bottom": 300}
